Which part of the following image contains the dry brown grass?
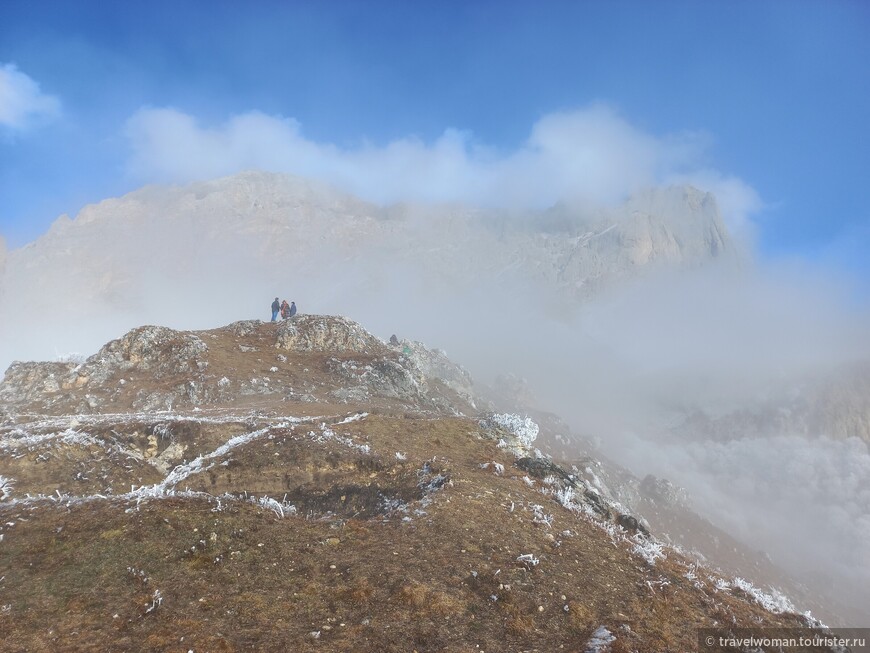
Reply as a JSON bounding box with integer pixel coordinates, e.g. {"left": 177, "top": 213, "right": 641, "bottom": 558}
{"left": 566, "top": 599, "right": 596, "bottom": 630}
{"left": 338, "top": 577, "right": 375, "bottom": 602}
{"left": 395, "top": 581, "right": 466, "bottom": 618}
{"left": 505, "top": 612, "right": 536, "bottom": 637}
{"left": 0, "top": 405, "right": 825, "bottom": 652}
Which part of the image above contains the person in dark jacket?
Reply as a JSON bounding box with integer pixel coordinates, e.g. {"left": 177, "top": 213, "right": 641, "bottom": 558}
{"left": 271, "top": 297, "right": 280, "bottom": 322}
{"left": 288, "top": 301, "right": 297, "bottom": 318}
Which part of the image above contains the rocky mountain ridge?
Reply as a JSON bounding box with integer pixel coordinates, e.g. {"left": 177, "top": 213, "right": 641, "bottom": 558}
{"left": 0, "top": 315, "right": 854, "bottom": 651}
{"left": 0, "top": 315, "right": 477, "bottom": 418}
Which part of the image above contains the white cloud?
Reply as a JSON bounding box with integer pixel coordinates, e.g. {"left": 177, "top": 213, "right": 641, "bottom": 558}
{"left": 616, "top": 431, "right": 870, "bottom": 613}
{"left": 0, "top": 63, "right": 61, "bottom": 131}
{"left": 125, "top": 103, "right": 756, "bottom": 230}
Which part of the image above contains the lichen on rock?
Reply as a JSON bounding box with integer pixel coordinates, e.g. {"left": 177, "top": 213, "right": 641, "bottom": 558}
{"left": 275, "top": 315, "right": 386, "bottom": 354}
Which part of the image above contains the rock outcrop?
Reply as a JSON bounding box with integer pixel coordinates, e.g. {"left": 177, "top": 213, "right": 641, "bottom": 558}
{"left": 0, "top": 315, "right": 478, "bottom": 417}
{"left": 276, "top": 314, "right": 387, "bottom": 354}
{"left": 85, "top": 326, "right": 209, "bottom": 383}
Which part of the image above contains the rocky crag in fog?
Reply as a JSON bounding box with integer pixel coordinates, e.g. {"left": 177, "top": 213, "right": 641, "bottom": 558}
{"left": 0, "top": 171, "right": 736, "bottom": 368}
{"left": 0, "top": 316, "right": 841, "bottom": 651}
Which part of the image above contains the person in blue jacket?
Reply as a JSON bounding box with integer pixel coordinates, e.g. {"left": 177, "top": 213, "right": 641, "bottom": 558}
{"left": 288, "top": 301, "right": 297, "bottom": 318}
{"left": 271, "top": 297, "right": 280, "bottom": 322}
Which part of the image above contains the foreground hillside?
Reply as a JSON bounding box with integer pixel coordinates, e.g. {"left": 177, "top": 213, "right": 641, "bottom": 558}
{"left": 0, "top": 317, "right": 844, "bottom": 652}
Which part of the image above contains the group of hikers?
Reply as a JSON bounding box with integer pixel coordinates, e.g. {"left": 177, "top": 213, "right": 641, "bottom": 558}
{"left": 271, "top": 297, "right": 297, "bottom": 321}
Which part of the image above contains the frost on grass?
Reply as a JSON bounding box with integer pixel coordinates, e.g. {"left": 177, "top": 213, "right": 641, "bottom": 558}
{"left": 0, "top": 428, "right": 108, "bottom": 453}
{"left": 731, "top": 577, "right": 796, "bottom": 614}
{"left": 335, "top": 412, "right": 368, "bottom": 425}
{"left": 308, "top": 421, "right": 370, "bottom": 454}
{"left": 481, "top": 413, "right": 540, "bottom": 458}
{"left": 0, "top": 411, "right": 367, "bottom": 515}
{"left": 250, "top": 494, "right": 297, "bottom": 518}
{"left": 584, "top": 625, "right": 616, "bottom": 652}
{"left": 631, "top": 534, "right": 666, "bottom": 567}
{"left": 530, "top": 504, "right": 553, "bottom": 528}
{"left": 708, "top": 574, "right": 800, "bottom": 615}
{"left": 482, "top": 413, "right": 539, "bottom": 447}
{"left": 516, "top": 553, "right": 540, "bottom": 567}
{"left": 157, "top": 426, "right": 274, "bottom": 491}
{"left": 144, "top": 589, "right": 163, "bottom": 614}
{"left": 0, "top": 476, "right": 13, "bottom": 501}
{"left": 714, "top": 577, "right": 732, "bottom": 592}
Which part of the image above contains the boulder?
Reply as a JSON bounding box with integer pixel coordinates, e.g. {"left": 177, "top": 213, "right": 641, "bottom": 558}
{"left": 275, "top": 315, "right": 387, "bottom": 354}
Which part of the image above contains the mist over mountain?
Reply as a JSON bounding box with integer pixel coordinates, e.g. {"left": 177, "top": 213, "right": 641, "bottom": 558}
{"left": 0, "top": 170, "right": 739, "bottom": 368}
{"left": 2, "top": 171, "right": 869, "bottom": 621}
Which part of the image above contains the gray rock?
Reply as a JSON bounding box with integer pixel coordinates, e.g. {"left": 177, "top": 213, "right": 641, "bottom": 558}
{"left": 276, "top": 315, "right": 387, "bottom": 354}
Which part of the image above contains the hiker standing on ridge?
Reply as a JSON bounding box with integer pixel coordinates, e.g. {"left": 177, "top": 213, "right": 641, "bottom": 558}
{"left": 280, "top": 300, "right": 290, "bottom": 320}
{"left": 288, "top": 301, "right": 297, "bottom": 318}
{"left": 271, "top": 297, "right": 280, "bottom": 322}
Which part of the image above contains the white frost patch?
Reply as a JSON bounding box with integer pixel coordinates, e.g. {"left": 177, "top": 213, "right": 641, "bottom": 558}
{"left": 0, "top": 427, "right": 148, "bottom": 464}
{"left": 530, "top": 504, "right": 554, "bottom": 528}
{"left": 714, "top": 577, "right": 731, "bottom": 592}
{"left": 0, "top": 428, "right": 105, "bottom": 452}
{"left": 731, "top": 577, "right": 796, "bottom": 614}
{"left": 486, "top": 413, "right": 539, "bottom": 447}
{"left": 395, "top": 451, "right": 407, "bottom": 461}
{"left": 631, "top": 534, "right": 666, "bottom": 566}
{"left": 335, "top": 412, "right": 368, "bottom": 425}
{"left": 218, "top": 377, "right": 231, "bottom": 388}
{"left": 144, "top": 588, "right": 163, "bottom": 614}
{"left": 251, "top": 495, "right": 297, "bottom": 519}
{"left": 516, "top": 553, "right": 540, "bottom": 567}
{"left": 0, "top": 476, "right": 13, "bottom": 501}
{"left": 584, "top": 625, "right": 616, "bottom": 652}
{"left": 308, "top": 421, "right": 370, "bottom": 454}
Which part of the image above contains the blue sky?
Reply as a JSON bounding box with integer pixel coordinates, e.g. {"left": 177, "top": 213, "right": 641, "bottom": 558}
{"left": 1, "top": 0, "right": 868, "bottom": 285}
